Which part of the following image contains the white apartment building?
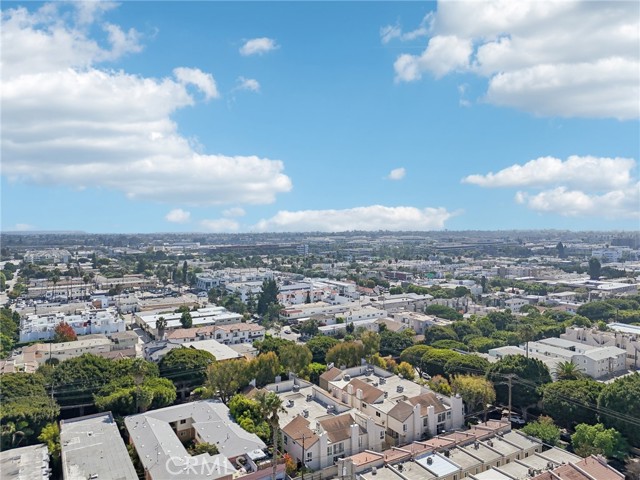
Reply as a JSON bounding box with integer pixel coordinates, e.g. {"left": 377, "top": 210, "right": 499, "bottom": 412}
{"left": 562, "top": 324, "right": 640, "bottom": 369}
{"left": 136, "top": 306, "right": 242, "bottom": 339}
{"left": 165, "top": 323, "right": 265, "bottom": 345}
{"left": 266, "top": 377, "right": 385, "bottom": 471}
{"left": 19, "top": 308, "right": 125, "bottom": 343}
{"left": 391, "top": 312, "right": 451, "bottom": 335}
{"left": 370, "top": 293, "right": 433, "bottom": 314}
{"left": 527, "top": 337, "right": 626, "bottom": 379}
{"left": 195, "top": 269, "right": 274, "bottom": 291}
{"left": 322, "top": 365, "right": 465, "bottom": 445}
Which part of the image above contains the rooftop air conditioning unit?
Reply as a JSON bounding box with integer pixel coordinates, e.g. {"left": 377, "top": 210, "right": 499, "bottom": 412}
{"left": 306, "top": 394, "right": 313, "bottom": 402}
{"left": 287, "top": 400, "right": 294, "bottom": 408}
{"left": 344, "top": 374, "right": 351, "bottom": 381}
{"left": 371, "top": 467, "right": 377, "bottom": 475}
{"left": 397, "top": 386, "right": 404, "bottom": 393}
{"left": 292, "top": 385, "right": 300, "bottom": 393}
{"left": 303, "top": 409, "right": 309, "bottom": 418}
{"left": 379, "top": 378, "right": 386, "bottom": 385}
{"left": 427, "top": 457, "right": 433, "bottom": 465}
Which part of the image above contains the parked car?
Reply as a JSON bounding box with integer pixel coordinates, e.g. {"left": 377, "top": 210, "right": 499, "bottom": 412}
{"left": 508, "top": 414, "right": 526, "bottom": 425}
{"left": 284, "top": 329, "right": 292, "bottom": 334}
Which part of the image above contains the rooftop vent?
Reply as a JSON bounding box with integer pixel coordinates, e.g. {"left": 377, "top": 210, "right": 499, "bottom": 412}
{"left": 397, "top": 386, "right": 404, "bottom": 393}
{"left": 344, "top": 374, "right": 351, "bottom": 381}
{"left": 306, "top": 394, "right": 313, "bottom": 402}
{"left": 379, "top": 378, "right": 386, "bottom": 385}
{"left": 427, "top": 457, "right": 433, "bottom": 465}
{"left": 303, "top": 409, "right": 309, "bottom": 418}
{"left": 292, "top": 385, "right": 300, "bottom": 393}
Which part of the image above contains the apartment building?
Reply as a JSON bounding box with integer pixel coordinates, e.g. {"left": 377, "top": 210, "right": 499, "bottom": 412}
{"left": 136, "top": 306, "right": 243, "bottom": 339}
{"left": 60, "top": 412, "right": 137, "bottom": 480}
{"left": 322, "top": 365, "right": 464, "bottom": 445}
{"left": 125, "top": 400, "right": 279, "bottom": 480}
{"left": 390, "top": 312, "right": 451, "bottom": 335}
{"left": 0, "top": 444, "right": 50, "bottom": 480}
{"left": 562, "top": 324, "right": 640, "bottom": 369}
{"left": 19, "top": 308, "right": 125, "bottom": 343}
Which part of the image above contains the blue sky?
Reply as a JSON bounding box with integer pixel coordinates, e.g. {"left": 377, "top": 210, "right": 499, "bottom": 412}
{"left": 2, "top": 1, "right": 639, "bottom": 233}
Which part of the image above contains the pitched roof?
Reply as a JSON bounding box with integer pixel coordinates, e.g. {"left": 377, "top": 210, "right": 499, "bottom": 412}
{"left": 343, "top": 378, "right": 384, "bottom": 403}
{"left": 318, "top": 413, "right": 360, "bottom": 443}
{"left": 320, "top": 366, "right": 343, "bottom": 383}
{"left": 407, "top": 392, "right": 447, "bottom": 415}
{"left": 388, "top": 401, "right": 415, "bottom": 422}
{"left": 281, "top": 415, "right": 319, "bottom": 447}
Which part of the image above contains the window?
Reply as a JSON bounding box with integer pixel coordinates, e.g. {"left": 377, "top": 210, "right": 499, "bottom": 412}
{"left": 284, "top": 436, "right": 288, "bottom": 445}
{"left": 403, "top": 424, "right": 407, "bottom": 432}
{"left": 327, "top": 447, "right": 332, "bottom": 457}
{"left": 376, "top": 412, "right": 381, "bottom": 417}
{"left": 423, "top": 418, "right": 428, "bottom": 427}
{"left": 362, "top": 403, "right": 367, "bottom": 409}
{"left": 380, "top": 431, "right": 384, "bottom": 440}
{"left": 306, "top": 452, "right": 312, "bottom": 460}
{"left": 447, "top": 411, "right": 451, "bottom": 419}
{"left": 180, "top": 419, "right": 187, "bottom": 424}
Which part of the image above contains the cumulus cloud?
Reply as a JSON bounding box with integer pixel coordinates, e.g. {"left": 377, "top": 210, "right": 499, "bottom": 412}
{"left": 235, "top": 76, "right": 260, "bottom": 92}
{"left": 463, "top": 156, "right": 636, "bottom": 190}
{"left": 0, "top": 4, "right": 292, "bottom": 207}
{"left": 223, "top": 207, "right": 246, "bottom": 218}
{"left": 165, "top": 208, "right": 191, "bottom": 223}
{"left": 391, "top": 1, "right": 640, "bottom": 119}
{"left": 254, "top": 205, "right": 455, "bottom": 232}
{"left": 515, "top": 184, "right": 639, "bottom": 219}
{"left": 239, "top": 37, "right": 278, "bottom": 56}
{"left": 465, "top": 155, "right": 639, "bottom": 219}
{"left": 173, "top": 67, "right": 219, "bottom": 100}
{"left": 387, "top": 167, "right": 406, "bottom": 181}
{"left": 200, "top": 218, "right": 240, "bottom": 232}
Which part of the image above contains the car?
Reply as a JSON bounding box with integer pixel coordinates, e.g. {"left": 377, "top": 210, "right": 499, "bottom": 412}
{"left": 508, "top": 414, "right": 526, "bottom": 425}
{"left": 283, "top": 329, "right": 292, "bottom": 334}
{"left": 466, "top": 416, "right": 480, "bottom": 426}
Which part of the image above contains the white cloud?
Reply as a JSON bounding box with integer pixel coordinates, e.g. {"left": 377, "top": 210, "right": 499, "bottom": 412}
{"left": 165, "top": 208, "right": 191, "bottom": 223}
{"left": 516, "top": 184, "right": 639, "bottom": 219}
{"left": 381, "top": 13, "right": 433, "bottom": 44}
{"left": 463, "top": 156, "right": 636, "bottom": 190}
{"left": 392, "top": 1, "right": 640, "bottom": 119}
{"left": 223, "top": 207, "right": 246, "bottom": 218}
{"left": 239, "top": 37, "right": 278, "bottom": 56}
{"left": 200, "top": 218, "right": 240, "bottom": 232}
{"left": 380, "top": 24, "right": 402, "bottom": 44}
{"left": 465, "top": 155, "right": 639, "bottom": 219}
{"left": 10, "top": 223, "right": 35, "bottom": 231}
{"left": 0, "top": 4, "right": 292, "bottom": 207}
{"left": 235, "top": 77, "right": 260, "bottom": 92}
{"left": 387, "top": 167, "right": 406, "bottom": 181}
{"left": 254, "top": 205, "right": 455, "bottom": 232}
{"left": 173, "top": 67, "right": 219, "bottom": 100}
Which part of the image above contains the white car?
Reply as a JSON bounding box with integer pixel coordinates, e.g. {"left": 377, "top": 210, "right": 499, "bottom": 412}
{"left": 508, "top": 415, "right": 526, "bottom": 425}
{"left": 284, "top": 329, "right": 291, "bottom": 334}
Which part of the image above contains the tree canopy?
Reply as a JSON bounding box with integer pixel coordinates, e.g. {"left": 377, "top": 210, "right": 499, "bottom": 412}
{"left": 379, "top": 330, "right": 414, "bottom": 357}
{"left": 542, "top": 379, "right": 603, "bottom": 429}
{"left": 487, "top": 355, "right": 552, "bottom": 410}
{"left": 306, "top": 336, "right": 339, "bottom": 364}
{"left": 572, "top": 423, "right": 627, "bottom": 460}
{"left": 158, "top": 348, "right": 216, "bottom": 394}
{"left": 325, "top": 342, "right": 364, "bottom": 368}
{"left": 597, "top": 373, "right": 640, "bottom": 447}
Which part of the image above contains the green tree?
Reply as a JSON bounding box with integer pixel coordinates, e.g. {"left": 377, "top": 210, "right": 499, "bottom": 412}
{"left": 571, "top": 423, "right": 627, "bottom": 460}
{"left": 180, "top": 311, "right": 193, "bottom": 328}
{"left": 360, "top": 331, "right": 381, "bottom": 360}
{"left": 468, "top": 336, "right": 505, "bottom": 353}
{"left": 38, "top": 422, "right": 61, "bottom": 463}
{"left": 379, "top": 330, "right": 414, "bottom": 357}
{"left": 399, "top": 345, "right": 431, "bottom": 377}
{"left": 279, "top": 344, "right": 312, "bottom": 375}
{"left": 444, "top": 355, "right": 490, "bottom": 377}
{"left": 94, "top": 377, "right": 176, "bottom": 416}
{"left": 424, "top": 325, "right": 459, "bottom": 344}
{"left": 542, "top": 379, "right": 603, "bottom": 429}
{"left": 159, "top": 348, "right": 216, "bottom": 397}
{"left": 325, "top": 342, "right": 364, "bottom": 368}
{"left": 48, "top": 354, "right": 116, "bottom": 406}
{"left": 156, "top": 316, "right": 167, "bottom": 340}
{"left": 205, "top": 359, "right": 250, "bottom": 404}
{"left": 597, "top": 373, "right": 640, "bottom": 447}
{"left": 299, "top": 319, "right": 319, "bottom": 338}
{"left": 588, "top": 257, "right": 602, "bottom": 280}
{"left": 425, "top": 304, "right": 463, "bottom": 321}
{"left": 255, "top": 391, "right": 286, "bottom": 480}
{"left": 556, "top": 242, "right": 566, "bottom": 259}
{"left": 487, "top": 355, "right": 552, "bottom": 411}
{"left": 188, "top": 442, "right": 219, "bottom": 456}
{"left": 254, "top": 335, "right": 295, "bottom": 356}
{"left": 397, "top": 362, "right": 415, "bottom": 380}
{"left": 306, "top": 336, "right": 339, "bottom": 363}
{"left": 250, "top": 352, "right": 281, "bottom": 387}
{"left": 300, "top": 362, "right": 327, "bottom": 385}
{"left": 428, "top": 375, "right": 452, "bottom": 396}
{"left": 431, "top": 339, "right": 468, "bottom": 351}
{"left": 257, "top": 279, "right": 279, "bottom": 315}
{"left": 422, "top": 349, "right": 463, "bottom": 378}
{"left": 555, "top": 361, "right": 583, "bottom": 381}
{"left": 451, "top": 375, "right": 496, "bottom": 420}
{"left": 521, "top": 416, "right": 560, "bottom": 446}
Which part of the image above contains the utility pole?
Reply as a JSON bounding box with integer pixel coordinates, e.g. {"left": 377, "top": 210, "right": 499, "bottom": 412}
{"left": 507, "top": 374, "right": 514, "bottom": 421}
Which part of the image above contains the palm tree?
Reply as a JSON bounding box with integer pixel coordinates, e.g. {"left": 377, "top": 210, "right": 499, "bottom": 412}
{"left": 156, "top": 316, "right": 167, "bottom": 340}
{"left": 255, "top": 391, "right": 286, "bottom": 480}
{"left": 555, "top": 361, "right": 583, "bottom": 381}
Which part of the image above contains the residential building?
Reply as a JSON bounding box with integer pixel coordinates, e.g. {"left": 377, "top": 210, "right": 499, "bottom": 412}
{"left": 125, "top": 400, "right": 279, "bottom": 480}
{"left": 321, "top": 365, "right": 465, "bottom": 446}
{"left": 390, "top": 312, "right": 451, "bottom": 335}
{"left": 562, "top": 324, "right": 640, "bottom": 369}
{"left": 19, "top": 308, "right": 125, "bottom": 343}
{"left": 165, "top": 323, "right": 265, "bottom": 345}
{"left": 144, "top": 338, "right": 244, "bottom": 362}
{"left": 0, "top": 444, "right": 50, "bottom": 480}
{"left": 136, "top": 306, "right": 242, "bottom": 339}
{"left": 60, "top": 412, "right": 137, "bottom": 480}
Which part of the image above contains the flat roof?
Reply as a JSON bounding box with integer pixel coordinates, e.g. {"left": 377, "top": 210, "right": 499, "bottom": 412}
{"left": 391, "top": 461, "right": 437, "bottom": 480}
{"left": 0, "top": 444, "right": 50, "bottom": 480}
{"left": 180, "top": 339, "right": 244, "bottom": 361}
{"left": 60, "top": 412, "right": 137, "bottom": 480}
{"left": 608, "top": 323, "right": 640, "bottom": 335}
{"left": 415, "top": 453, "right": 459, "bottom": 477}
